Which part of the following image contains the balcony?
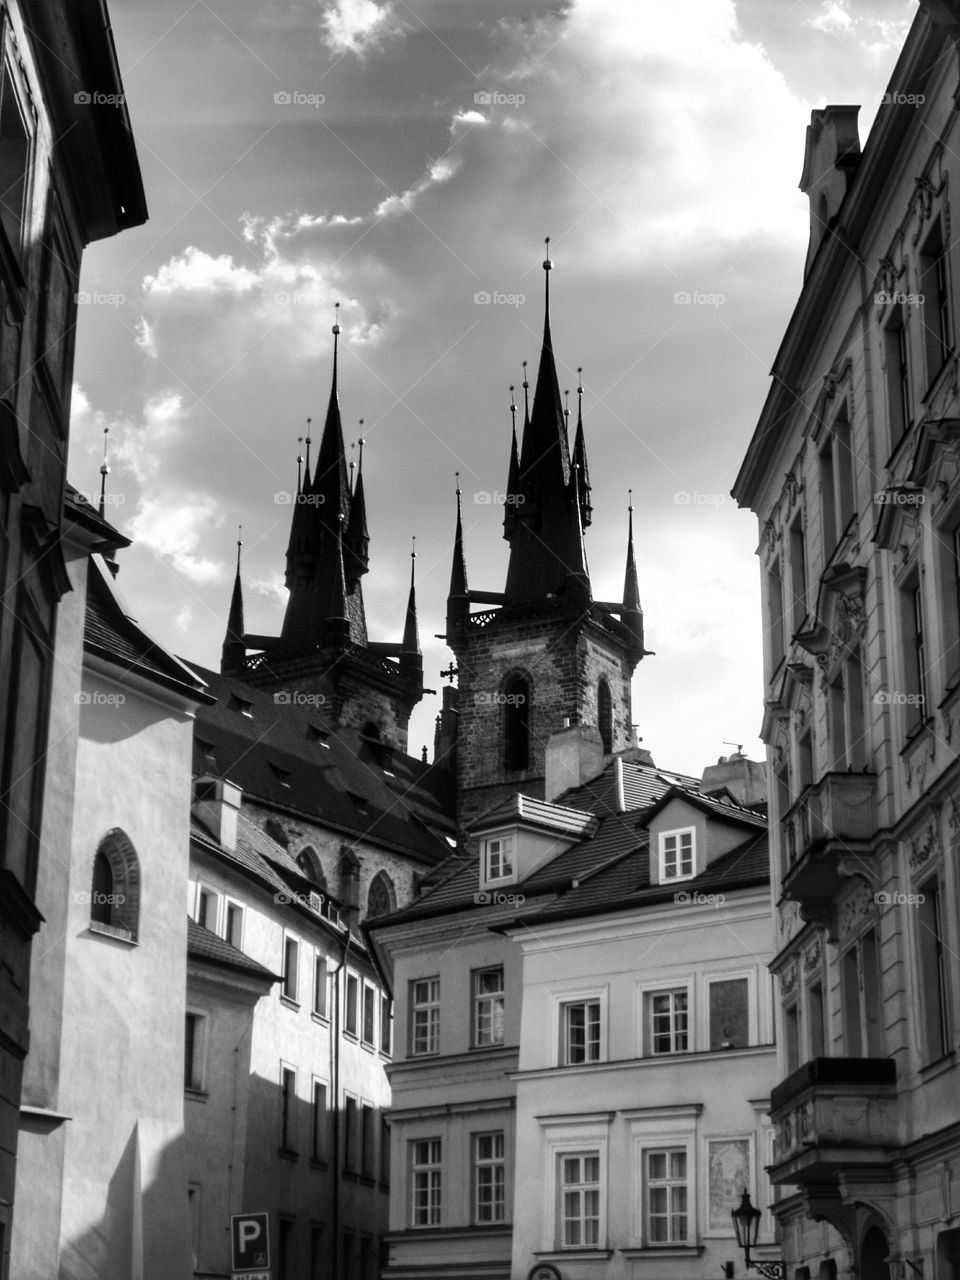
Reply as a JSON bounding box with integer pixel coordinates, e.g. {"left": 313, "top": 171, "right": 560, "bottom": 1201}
{"left": 781, "top": 772, "right": 878, "bottom": 914}
{"left": 769, "top": 1057, "right": 898, "bottom": 1187}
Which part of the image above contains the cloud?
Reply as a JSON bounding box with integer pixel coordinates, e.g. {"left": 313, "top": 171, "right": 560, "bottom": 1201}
{"left": 127, "top": 492, "right": 223, "bottom": 584}
{"left": 319, "top": 0, "right": 404, "bottom": 55}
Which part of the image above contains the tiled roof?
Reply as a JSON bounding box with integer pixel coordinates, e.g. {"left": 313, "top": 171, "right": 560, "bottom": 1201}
{"left": 185, "top": 663, "right": 455, "bottom": 865}
{"left": 471, "top": 793, "right": 599, "bottom": 838}
{"left": 187, "top": 917, "right": 278, "bottom": 980}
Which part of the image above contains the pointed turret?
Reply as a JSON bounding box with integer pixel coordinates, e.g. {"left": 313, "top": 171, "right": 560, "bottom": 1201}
{"left": 400, "top": 540, "right": 422, "bottom": 684}
{"left": 221, "top": 531, "right": 246, "bottom": 675}
{"left": 503, "top": 386, "right": 521, "bottom": 540}
{"left": 622, "top": 492, "right": 646, "bottom": 663}
{"left": 345, "top": 433, "right": 369, "bottom": 585}
{"left": 446, "top": 479, "right": 470, "bottom": 644}
{"left": 503, "top": 240, "right": 591, "bottom": 607}
{"left": 571, "top": 370, "right": 592, "bottom": 529}
{"left": 285, "top": 421, "right": 317, "bottom": 572}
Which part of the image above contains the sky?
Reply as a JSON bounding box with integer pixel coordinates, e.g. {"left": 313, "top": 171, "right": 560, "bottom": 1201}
{"left": 70, "top": 0, "right": 918, "bottom": 775}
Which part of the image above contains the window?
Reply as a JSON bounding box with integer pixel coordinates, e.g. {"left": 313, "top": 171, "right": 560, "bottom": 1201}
{"left": 410, "top": 978, "right": 440, "bottom": 1056}
{"left": 828, "top": 651, "right": 867, "bottom": 770}
{"left": 278, "top": 1217, "right": 293, "bottom": 1280}
{"left": 283, "top": 936, "right": 300, "bottom": 1003}
{"left": 709, "top": 978, "right": 749, "bottom": 1050}
{"left": 312, "top": 1081, "right": 327, "bottom": 1161}
{"left": 380, "top": 995, "right": 392, "bottom": 1056}
{"left": 345, "top": 973, "right": 359, "bottom": 1036}
{"left": 597, "top": 679, "right": 613, "bottom": 754}
{"left": 900, "top": 576, "right": 928, "bottom": 732}
{"left": 484, "top": 835, "right": 513, "bottom": 882}
{"left": 313, "top": 955, "right": 328, "bottom": 1019}
{"left": 184, "top": 1012, "right": 205, "bottom": 1090}
{"left": 644, "top": 1149, "right": 688, "bottom": 1244}
{"left": 921, "top": 219, "right": 951, "bottom": 382}
{"left": 937, "top": 520, "right": 960, "bottom": 687}
{"left": 473, "top": 1131, "right": 505, "bottom": 1223}
{"left": 472, "top": 967, "right": 505, "bottom": 1046}
{"left": 659, "top": 828, "right": 695, "bottom": 881}
{"left": 380, "top": 1115, "right": 391, "bottom": 1185}
{"left": 340, "top": 1231, "right": 355, "bottom": 1280}
{"left": 784, "top": 1002, "right": 800, "bottom": 1072}
{"left": 281, "top": 1066, "right": 297, "bottom": 1151}
{"left": 647, "top": 989, "right": 689, "bottom": 1055}
{"left": 225, "top": 900, "right": 244, "bottom": 948}
{"left": 789, "top": 515, "right": 807, "bottom": 630}
{"left": 188, "top": 1184, "right": 201, "bottom": 1268}
{"left": 310, "top": 1227, "right": 324, "bottom": 1280}
{"left": 820, "top": 437, "right": 837, "bottom": 556}
{"left": 808, "top": 981, "right": 826, "bottom": 1059}
{"left": 0, "top": 61, "right": 30, "bottom": 257}
{"left": 359, "top": 1236, "right": 374, "bottom": 1280}
{"left": 362, "top": 983, "right": 376, "bottom": 1046}
{"left": 917, "top": 879, "right": 949, "bottom": 1062}
{"left": 560, "top": 999, "right": 600, "bottom": 1065}
{"left": 503, "top": 673, "right": 531, "bottom": 772}
{"left": 411, "top": 1139, "right": 442, "bottom": 1226}
{"left": 558, "top": 1151, "right": 600, "bottom": 1247}
{"left": 366, "top": 870, "right": 396, "bottom": 919}
{"left": 884, "top": 308, "right": 911, "bottom": 444}
{"left": 344, "top": 1096, "right": 358, "bottom": 1172}
{"left": 834, "top": 414, "right": 856, "bottom": 533}
{"left": 361, "top": 1104, "right": 375, "bottom": 1177}
{"left": 767, "top": 557, "right": 786, "bottom": 670}
{"left": 297, "top": 845, "right": 326, "bottom": 890}
{"left": 841, "top": 928, "right": 882, "bottom": 1057}
{"left": 90, "top": 829, "right": 141, "bottom": 940}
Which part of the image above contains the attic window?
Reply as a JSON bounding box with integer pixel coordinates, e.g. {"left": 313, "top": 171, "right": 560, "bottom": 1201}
{"left": 348, "top": 792, "right": 369, "bottom": 814}
{"left": 196, "top": 739, "right": 217, "bottom": 767}
{"left": 307, "top": 723, "right": 330, "bottom": 747}
{"left": 269, "top": 763, "right": 291, "bottom": 788}
{"left": 229, "top": 693, "right": 254, "bottom": 717}
{"left": 658, "top": 828, "right": 695, "bottom": 882}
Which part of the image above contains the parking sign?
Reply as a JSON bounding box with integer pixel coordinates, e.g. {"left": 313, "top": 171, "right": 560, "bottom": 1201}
{"left": 231, "top": 1213, "right": 270, "bottom": 1270}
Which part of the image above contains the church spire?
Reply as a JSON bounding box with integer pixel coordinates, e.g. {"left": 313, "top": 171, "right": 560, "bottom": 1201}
{"left": 622, "top": 492, "right": 646, "bottom": 663}
{"left": 400, "top": 538, "right": 423, "bottom": 686}
{"left": 345, "top": 431, "right": 369, "bottom": 585}
{"left": 221, "top": 528, "right": 246, "bottom": 675}
{"left": 446, "top": 476, "right": 469, "bottom": 641}
{"left": 571, "top": 368, "right": 592, "bottom": 529}
{"left": 503, "top": 385, "right": 521, "bottom": 540}
{"left": 503, "top": 239, "right": 589, "bottom": 608}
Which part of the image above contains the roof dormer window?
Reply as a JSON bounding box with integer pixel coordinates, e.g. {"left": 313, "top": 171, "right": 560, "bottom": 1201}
{"left": 483, "top": 834, "right": 514, "bottom": 884}
{"left": 658, "top": 828, "right": 695, "bottom": 882}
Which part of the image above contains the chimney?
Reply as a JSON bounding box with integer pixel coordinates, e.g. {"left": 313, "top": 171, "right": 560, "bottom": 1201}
{"left": 192, "top": 775, "right": 242, "bottom": 852}
{"left": 799, "top": 106, "right": 861, "bottom": 278}
{"left": 433, "top": 685, "right": 459, "bottom": 767}
{"left": 700, "top": 755, "right": 767, "bottom": 812}
{"left": 544, "top": 722, "right": 604, "bottom": 803}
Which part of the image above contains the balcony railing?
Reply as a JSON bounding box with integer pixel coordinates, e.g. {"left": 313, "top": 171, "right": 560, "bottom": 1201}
{"left": 769, "top": 1057, "right": 897, "bottom": 1186}
{"left": 781, "top": 772, "right": 877, "bottom": 910}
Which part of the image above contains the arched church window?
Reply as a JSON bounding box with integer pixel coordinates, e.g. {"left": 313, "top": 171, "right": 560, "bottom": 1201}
{"left": 297, "top": 845, "right": 326, "bottom": 892}
{"left": 598, "top": 679, "right": 613, "bottom": 754}
{"left": 503, "top": 673, "right": 532, "bottom": 773}
{"left": 89, "top": 828, "right": 140, "bottom": 941}
{"left": 367, "top": 871, "right": 396, "bottom": 919}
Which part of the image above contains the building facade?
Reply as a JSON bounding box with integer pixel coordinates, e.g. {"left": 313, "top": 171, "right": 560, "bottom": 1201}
{"left": 733, "top": 5, "right": 960, "bottom": 1278}
{"left": 0, "top": 3, "right": 145, "bottom": 1264}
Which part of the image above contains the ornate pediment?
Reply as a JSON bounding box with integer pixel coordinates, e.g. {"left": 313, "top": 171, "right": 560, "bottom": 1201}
{"left": 794, "top": 563, "right": 867, "bottom": 667}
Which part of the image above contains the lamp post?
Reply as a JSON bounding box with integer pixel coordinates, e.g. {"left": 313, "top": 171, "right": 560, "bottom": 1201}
{"left": 731, "top": 1191, "right": 785, "bottom": 1280}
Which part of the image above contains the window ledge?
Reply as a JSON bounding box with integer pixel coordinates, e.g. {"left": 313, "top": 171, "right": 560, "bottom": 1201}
{"left": 343, "top": 1030, "right": 359, "bottom": 1043}
{"left": 280, "top": 995, "right": 300, "bottom": 1011}
{"left": 88, "top": 921, "right": 137, "bottom": 945}
{"left": 184, "top": 1087, "right": 208, "bottom": 1102}
{"left": 309, "top": 1157, "right": 329, "bottom": 1170}
{"left": 938, "top": 669, "right": 960, "bottom": 706}
{"left": 278, "top": 1147, "right": 299, "bottom": 1162}
{"left": 361, "top": 1040, "right": 376, "bottom": 1053}
{"left": 900, "top": 719, "right": 933, "bottom": 754}
{"left": 919, "top": 1048, "right": 956, "bottom": 1081}
{"left": 533, "top": 1249, "right": 614, "bottom": 1262}
{"left": 620, "top": 1245, "right": 704, "bottom": 1258}
{"left": 311, "top": 1011, "right": 330, "bottom": 1026}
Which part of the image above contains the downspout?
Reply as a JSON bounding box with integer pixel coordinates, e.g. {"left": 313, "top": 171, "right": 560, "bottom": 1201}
{"left": 332, "top": 926, "right": 352, "bottom": 1277}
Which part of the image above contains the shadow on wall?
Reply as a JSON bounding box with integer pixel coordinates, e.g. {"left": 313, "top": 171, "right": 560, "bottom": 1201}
{"left": 59, "top": 1120, "right": 194, "bottom": 1279}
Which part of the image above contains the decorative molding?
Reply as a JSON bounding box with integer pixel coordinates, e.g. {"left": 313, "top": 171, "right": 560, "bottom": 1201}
{"left": 908, "top": 818, "right": 941, "bottom": 870}
{"left": 804, "top": 937, "right": 823, "bottom": 973}
{"left": 837, "top": 878, "right": 875, "bottom": 938}
{"left": 780, "top": 961, "right": 799, "bottom": 996}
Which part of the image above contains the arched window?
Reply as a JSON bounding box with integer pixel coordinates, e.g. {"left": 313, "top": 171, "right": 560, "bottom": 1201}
{"left": 296, "top": 845, "right": 326, "bottom": 892}
{"left": 598, "top": 679, "right": 613, "bottom": 755}
{"left": 361, "top": 722, "right": 381, "bottom": 741}
{"left": 89, "top": 828, "right": 140, "bottom": 941}
{"left": 503, "top": 673, "right": 531, "bottom": 773}
{"left": 367, "top": 871, "right": 396, "bottom": 920}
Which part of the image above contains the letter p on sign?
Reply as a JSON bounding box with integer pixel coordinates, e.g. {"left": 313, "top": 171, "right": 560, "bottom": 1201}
{"left": 231, "top": 1213, "right": 270, "bottom": 1269}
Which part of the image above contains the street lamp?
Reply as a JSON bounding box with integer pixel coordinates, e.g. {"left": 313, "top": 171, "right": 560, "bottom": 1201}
{"left": 731, "top": 1191, "right": 785, "bottom": 1280}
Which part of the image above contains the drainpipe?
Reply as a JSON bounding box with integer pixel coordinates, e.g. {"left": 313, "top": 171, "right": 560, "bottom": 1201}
{"left": 331, "top": 926, "right": 352, "bottom": 1278}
